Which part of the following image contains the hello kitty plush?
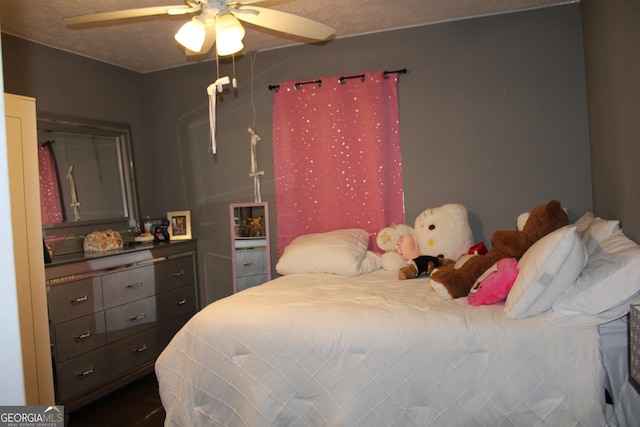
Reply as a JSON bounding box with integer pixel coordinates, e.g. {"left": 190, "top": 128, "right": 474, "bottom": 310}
{"left": 398, "top": 203, "right": 474, "bottom": 279}
{"left": 414, "top": 203, "right": 474, "bottom": 260}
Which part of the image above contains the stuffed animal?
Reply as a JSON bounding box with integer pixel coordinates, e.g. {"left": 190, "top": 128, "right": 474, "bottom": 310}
{"left": 401, "top": 254, "right": 456, "bottom": 278}
{"left": 396, "top": 203, "right": 474, "bottom": 279}
{"left": 376, "top": 224, "right": 416, "bottom": 271}
{"left": 398, "top": 243, "right": 487, "bottom": 279}
{"left": 429, "top": 199, "right": 569, "bottom": 300}
{"left": 467, "top": 257, "right": 519, "bottom": 306}
{"left": 247, "top": 217, "right": 263, "bottom": 237}
{"left": 413, "top": 203, "right": 474, "bottom": 260}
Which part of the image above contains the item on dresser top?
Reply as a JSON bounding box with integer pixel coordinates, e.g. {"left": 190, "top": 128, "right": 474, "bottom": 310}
{"left": 153, "top": 218, "right": 171, "bottom": 241}
{"left": 134, "top": 233, "right": 154, "bottom": 243}
{"left": 82, "top": 229, "right": 123, "bottom": 252}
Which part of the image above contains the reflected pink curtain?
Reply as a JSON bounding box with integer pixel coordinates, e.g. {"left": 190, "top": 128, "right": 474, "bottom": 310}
{"left": 272, "top": 70, "right": 404, "bottom": 255}
{"left": 38, "top": 143, "right": 64, "bottom": 224}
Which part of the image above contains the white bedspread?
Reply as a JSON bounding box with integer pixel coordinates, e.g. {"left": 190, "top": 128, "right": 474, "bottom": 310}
{"left": 156, "top": 270, "right": 605, "bottom": 426}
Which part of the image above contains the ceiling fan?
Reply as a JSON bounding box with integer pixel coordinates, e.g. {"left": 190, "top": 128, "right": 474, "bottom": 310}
{"left": 64, "top": 0, "right": 336, "bottom": 56}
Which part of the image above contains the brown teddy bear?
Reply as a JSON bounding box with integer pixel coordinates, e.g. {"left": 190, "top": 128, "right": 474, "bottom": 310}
{"left": 429, "top": 199, "right": 569, "bottom": 299}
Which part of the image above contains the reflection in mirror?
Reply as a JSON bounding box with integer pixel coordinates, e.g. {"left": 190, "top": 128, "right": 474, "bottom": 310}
{"left": 37, "top": 114, "right": 140, "bottom": 238}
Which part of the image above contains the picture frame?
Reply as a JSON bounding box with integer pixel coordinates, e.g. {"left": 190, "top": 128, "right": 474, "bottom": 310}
{"left": 167, "top": 210, "right": 192, "bottom": 240}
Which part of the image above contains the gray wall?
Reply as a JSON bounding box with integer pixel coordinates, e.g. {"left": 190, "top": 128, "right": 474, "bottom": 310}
{"left": 144, "top": 4, "right": 592, "bottom": 303}
{"left": 3, "top": 4, "right": 595, "bottom": 305}
{"left": 0, "top": 35, "right": 154, "bottom": 218}
{"left": 582, "top": 0, "right": 640, "bottom": 243}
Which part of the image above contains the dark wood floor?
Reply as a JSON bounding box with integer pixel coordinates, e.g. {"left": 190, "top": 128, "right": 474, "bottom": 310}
{"left": 67, "top": 374, "right": 165, "bottom": 427}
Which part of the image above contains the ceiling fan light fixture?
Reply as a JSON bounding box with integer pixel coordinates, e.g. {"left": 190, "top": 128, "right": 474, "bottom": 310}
{"left": 215, "top": 13, "right": 245, "bottom": 55}
{"left": 216, "top": 13, "right": 245, "bottom": 40}
{"left": 175, "top": 17, "right": 207, "bottom": 52}
{"left": 216, "top": 38, "right": 244, "bottom": 56}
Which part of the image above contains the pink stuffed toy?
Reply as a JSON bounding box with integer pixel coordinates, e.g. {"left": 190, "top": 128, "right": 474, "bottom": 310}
{"left": 467, "top": 257, "right": 519, "bottom": 306}
{"left": 396, "top": 235, "right": 421, "bottom": 260}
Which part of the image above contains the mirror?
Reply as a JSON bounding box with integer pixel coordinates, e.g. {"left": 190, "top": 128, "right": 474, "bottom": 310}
{"left": 37, "top": 114, "right": 140, "bottom": 238}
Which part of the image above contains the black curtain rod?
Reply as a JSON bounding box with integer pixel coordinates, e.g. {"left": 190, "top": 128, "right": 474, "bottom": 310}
{"left": 338, "top": 74, "right": 365, "bottom": 84}
{"left": 268, "top": 68, "right": 407, "bottom": 92}
{"left": 383, "top": 68, "right": 407, "bottom": 78}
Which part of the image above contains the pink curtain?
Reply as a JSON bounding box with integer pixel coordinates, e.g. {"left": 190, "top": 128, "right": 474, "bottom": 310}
{"left": 272, "top": 70, "right": 405, "bottom": 255}
{"left": 38, "top": 143, "right": 64, "bottom": 224}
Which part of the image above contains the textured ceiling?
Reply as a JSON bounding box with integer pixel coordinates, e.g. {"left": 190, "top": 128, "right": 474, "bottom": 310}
{"left": 0, "top": 0, "right": 575, "bottom": 73}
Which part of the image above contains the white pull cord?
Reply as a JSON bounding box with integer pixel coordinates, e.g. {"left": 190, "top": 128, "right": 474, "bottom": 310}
{"left": 248, "top": 127, "right": 264, "bottom": 202}
{"left": 206, "top": 76, "right": 231, "bottom": 154}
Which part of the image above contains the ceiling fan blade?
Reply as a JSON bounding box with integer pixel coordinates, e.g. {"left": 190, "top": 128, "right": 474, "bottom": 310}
{"left": 233, "top": 6, "right": 335, "bottom": 40}
{"left": 65, "top": 5, "right": 200, "bottom": 26}
{"left": 186, "top": 25, "right": 217, "bottom": 56}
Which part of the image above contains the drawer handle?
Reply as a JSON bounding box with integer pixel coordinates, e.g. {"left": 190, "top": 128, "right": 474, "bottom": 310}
{"left": 77, "top": 368, "right": 95, "bottom": 378}
{"left": 70, "top": 296, "right": 88, "bottom": 304}
{"left": 129, "top": 313, "right": 146, "bottom": 322}
{"left": 176, "top": 298, "right": 187, "bottom": 306}
{"left": 133, "top": 344, "right": 148, "bottom": 353}
{"left": 172, "top": 270, "right": 185, "bottom": 278}
{"left": 243, "top": 262, "right": 253, "bottom": 267}
{"left": 126, "top": 282, "right": 144, "bottom": 289}
{"left": 75, "top": 331, "right": 92, "bottom": 341}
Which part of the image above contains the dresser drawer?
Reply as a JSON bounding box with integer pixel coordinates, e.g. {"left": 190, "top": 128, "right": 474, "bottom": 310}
{"left": 157, "top": 285, "right": 197, "bottom": 323}
{"left": 105, "top": 296, "right": 157, "bottom": 343}
{"left": 235, "top": 250, "right": 266, "bottom": 277}
{"left": 155, "top": 256, "right": 195, "bottom": 293}
{"left": 54, "top": 312, "right": 107, "bottom": 362}
{"left": 108, "top": 328, "right": 162, "bottom": 379}
{"left": 48, "top": 277, "right": 102, "bottom": 323}
{"left": 160, "top": 313, "right": 193, "bottom": 348}
{"left": 237, "top": 274, "right": 268, "bottom": 292}
{"left": 56, "top": 347, "right": 109, "bottom": 402}
{"left": 102, "top": 264, "right": 155, "bottom": 309}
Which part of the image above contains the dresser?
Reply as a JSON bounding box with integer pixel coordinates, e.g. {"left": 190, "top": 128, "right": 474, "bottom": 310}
{"left": 234, "top": 238, "right": 269, "bottom": 292}
{"left": 230, "top": 203, "right": 271, "bottom": 293}
{"left": 45, "top": 240, "right": 197, "bottom": 412}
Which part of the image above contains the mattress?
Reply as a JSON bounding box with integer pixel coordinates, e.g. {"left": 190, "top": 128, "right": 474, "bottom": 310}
{"left": 156, "top": 270, "right": 605, "bottom": 426}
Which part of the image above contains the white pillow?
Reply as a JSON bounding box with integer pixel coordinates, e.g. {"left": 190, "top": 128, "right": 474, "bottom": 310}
{"left": 549, "top": 230, "right": 640, "bottom": 326}
{"left": 505, "top": 225, "right": 587, "bottom": 319}
{"left": 581, "top": 217, "right": 621, "bottom": 255}
{"left": 574, "top": 211, "right": 596, "bottom": 236}
{"left": 275, "top": 228, "right": 381, "bottom": 276}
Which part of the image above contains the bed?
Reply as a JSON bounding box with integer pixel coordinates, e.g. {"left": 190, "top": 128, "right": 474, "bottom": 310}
{"left": 156, "top": 216, "right": 640, "bottom": 427}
